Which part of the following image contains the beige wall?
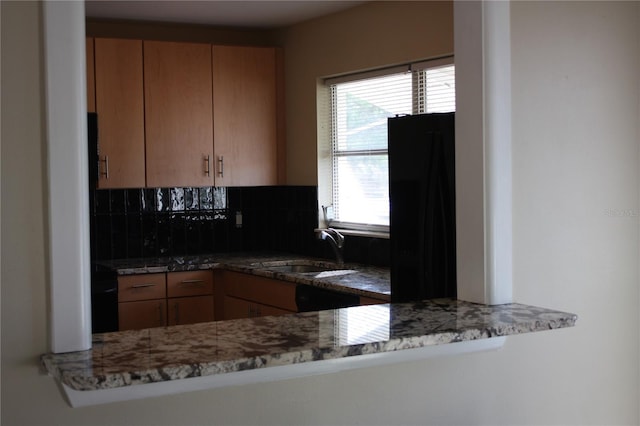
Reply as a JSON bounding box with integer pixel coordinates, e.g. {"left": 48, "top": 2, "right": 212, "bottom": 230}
{"left": 2, "top": 1, "right": 639, "bottom": 425}
{"left": 282, "top": 1, "right": 454, "bottom": 185}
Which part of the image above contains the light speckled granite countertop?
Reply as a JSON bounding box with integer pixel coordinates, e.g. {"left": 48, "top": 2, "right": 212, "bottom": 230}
{"left": 41, "top": 299, "right": 576, "bottom": 391}
{"left": 96, "top": 253, "right": 391, "bottom": 301}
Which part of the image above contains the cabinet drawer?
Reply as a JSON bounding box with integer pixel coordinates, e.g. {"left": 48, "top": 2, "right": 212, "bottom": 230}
{"left": 221, "top": 271, "right": 297, "bottom": 311}
{"left": 118, "top": 273, "right": 166, "bottom": 302}
{"left": 167, "top": 271, "right": 213, "bottom": 298}
{"left": 118, "top": 299, "right": 166, "bottom": 330}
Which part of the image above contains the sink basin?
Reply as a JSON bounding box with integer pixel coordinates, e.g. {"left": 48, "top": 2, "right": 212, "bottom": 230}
{"left": 251, "top": 260, "right": 357, "bottom": 277}
{"left": 265, "top": 264, "right": 337, "bottom": 274}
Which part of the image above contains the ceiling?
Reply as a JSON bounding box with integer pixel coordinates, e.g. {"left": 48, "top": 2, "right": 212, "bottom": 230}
{"left": 85, "top": 0, "right": 367, "bottom": 29}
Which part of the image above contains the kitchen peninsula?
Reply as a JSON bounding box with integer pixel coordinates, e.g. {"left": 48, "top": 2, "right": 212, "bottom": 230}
{"left": 42, "top": 252, "right": 577, "bottom": 407}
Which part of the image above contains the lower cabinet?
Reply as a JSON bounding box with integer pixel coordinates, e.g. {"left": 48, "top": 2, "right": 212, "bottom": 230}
{"left": 115, "top": 268, "right": 383, "bottom": 328}
{"left": 168, "top": 295, "right": 214, "bottom": 326}
{"left": 117, "top": 270, "right": 215, "bottom": 331}
{"left": 119, "top": 299, "right": 167, "bottom": 330}
{"left": 118, "top": 273, "right": 167, "bottom": 331}
{"left": 223, "top": 295, "right": 293, "bottom": 320}
{"left": 220, "top": 270, "right": 296, "bottom": 320}
{"left": 167, "top": 270, "right": 215, "bottom": 326}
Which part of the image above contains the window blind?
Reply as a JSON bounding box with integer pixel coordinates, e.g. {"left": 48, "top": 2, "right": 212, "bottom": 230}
{"left": 330, "top": 71, "right": 412, "bottom": 226}
{"left": 328, "top": 57, "right": 455, "bottom": 229}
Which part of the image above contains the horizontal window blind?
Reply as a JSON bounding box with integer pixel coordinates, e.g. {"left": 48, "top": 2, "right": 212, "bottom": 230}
{"left": 415, "top": 64, "right": 456, "bottom": 114}
{"left": 328, "top": 57, "right": 454, "bottom": 229}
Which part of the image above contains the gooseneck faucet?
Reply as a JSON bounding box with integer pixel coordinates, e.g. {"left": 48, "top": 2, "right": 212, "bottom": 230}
{"left": 317, "top": 228, "right": 345, "bottom": 266}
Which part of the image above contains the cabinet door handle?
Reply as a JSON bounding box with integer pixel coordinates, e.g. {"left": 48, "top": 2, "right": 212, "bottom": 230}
{"left": 131, "top": 283, "right": 156, "bottom": 289}
{"left": 217, "top": 156, "right": 224, "bottom": 178}
{"left": 204, "top": 155, "right": 211, "bottom": 176}
{"left": 174, "top": 302, "right": 179, "bottom": 325}
{"left": 179, "top": 279, "right": 204, "bottom": 286}
{"left": 99, "top": 155, "right": 109, "bottom": 179}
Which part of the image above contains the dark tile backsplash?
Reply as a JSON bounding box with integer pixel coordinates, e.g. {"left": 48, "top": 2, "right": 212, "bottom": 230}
{"left": 89, "top": 185, "right": 390, "bottom": 267}
{"left": 90, "top": 186, "right": 320, "bottom": 261}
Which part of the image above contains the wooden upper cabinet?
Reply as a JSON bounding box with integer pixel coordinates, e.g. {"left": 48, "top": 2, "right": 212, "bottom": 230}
{"left": 144, "top": 41, "right": 214, "bottom": 188}
{"left": 94, "top": 38, "right": 146, "bottom": 188}
{"left": 212, "top": 45, "right": 279, "bottom": 187}
{"left": 86, "top": 38, "right": 96, "bottom": 113}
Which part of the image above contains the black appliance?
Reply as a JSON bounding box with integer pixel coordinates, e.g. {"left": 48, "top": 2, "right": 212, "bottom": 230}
{"left": 388, "top": 113, "right": 456, "bottom": 303}
{"left": 295, "top": 285, "right": 360, "bottom": 312}
{"left": 90, "top": 265, "right": 118, "bottom": 333}
{"left": 88, "top": 113, "right": 119, "bottom": 333}
{"left": 88, "top": 112, "right": 98, "bottom": 186}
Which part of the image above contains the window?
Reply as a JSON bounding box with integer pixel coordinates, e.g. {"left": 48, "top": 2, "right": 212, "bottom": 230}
{"left": 324, "top": 58, "right": 455, "bottom": 232}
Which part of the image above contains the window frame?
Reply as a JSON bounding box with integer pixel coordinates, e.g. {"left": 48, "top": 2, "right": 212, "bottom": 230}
{"left": 321, "top": 56, "right": 455, "bottom": 234}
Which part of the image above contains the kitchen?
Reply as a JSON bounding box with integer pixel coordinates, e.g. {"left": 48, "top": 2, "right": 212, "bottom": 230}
{"left": 2, "top": 1, "right": 639, "bottom": 424}
{"left": 84, "top": 34, "right": 392, "bottom": 331}
{"left": 40, "top": 0, "right": 571, "bottom": 404}
{"left": 83, "top": 1, "right": 456, "bottom": 331}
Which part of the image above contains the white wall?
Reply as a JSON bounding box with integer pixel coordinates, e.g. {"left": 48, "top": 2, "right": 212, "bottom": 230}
{"left": 1, "top": 1, "right": 638, "bottom": 425}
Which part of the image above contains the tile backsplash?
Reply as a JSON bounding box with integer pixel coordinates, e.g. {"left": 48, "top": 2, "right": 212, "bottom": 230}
{"left": 89, "top": 186, "right": 319, "bottom": 261}
{"left": 89, "top": 184, "right": 390, "bottom": 267}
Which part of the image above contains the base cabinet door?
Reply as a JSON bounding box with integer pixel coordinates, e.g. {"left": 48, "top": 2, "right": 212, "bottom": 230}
{"left": 221, "top": 270, "right": 297, "bottom": 312}
{"left": 223, "top": 295, "right": 293, "bottom": 320}
{"left": 119, "top": 299, "right": 166, "bottom": 331}
{"left": 168, "top": 295, "right": 214, "bottom": 326}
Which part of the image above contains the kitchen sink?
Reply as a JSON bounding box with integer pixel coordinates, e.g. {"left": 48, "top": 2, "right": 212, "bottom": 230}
{"left": 265, "top": 264, "right": 337, "bottom": 273}
{"left": 252, "top": 260, "right": 357, "bottom": 276}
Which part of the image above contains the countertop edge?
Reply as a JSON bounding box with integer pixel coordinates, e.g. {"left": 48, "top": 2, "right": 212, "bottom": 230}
{"left": 42, "top": 301, "right": 577, "bottom": 392}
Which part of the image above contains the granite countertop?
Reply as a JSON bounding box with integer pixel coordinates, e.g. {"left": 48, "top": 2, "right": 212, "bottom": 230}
{"left": 41, "top": 299, "right": 577, "bottom": 392}
{"left": 96, "top": 253, "right": 391, "bottom": 301}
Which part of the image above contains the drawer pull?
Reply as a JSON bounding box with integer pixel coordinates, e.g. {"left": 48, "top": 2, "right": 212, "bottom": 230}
{"left": 131, "top": 283, "right": 157, "bottom": 289}
{"left": 180, "top": 279, "right": 204, "bottom": 286}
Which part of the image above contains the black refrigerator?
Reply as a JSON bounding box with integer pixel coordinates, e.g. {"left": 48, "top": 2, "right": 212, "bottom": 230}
{"left": 88, "top": 112, "right": 119, "bottom": 333}
{"left": 388, "top": 113, "right": 456, "bottom": 303}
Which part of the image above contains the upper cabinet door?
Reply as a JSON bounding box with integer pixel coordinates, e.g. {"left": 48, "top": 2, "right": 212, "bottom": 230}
{"left": 86, "top": 38, "right": 96, "bottom": 113}
{"left": 144, "top": 41, "right": 214, "bottom": 188}
{"left": 94, "top": 38, "right": 146, "bottom": 188}
{"left": 212, "top": 46, "right": 279, "bottom": 187}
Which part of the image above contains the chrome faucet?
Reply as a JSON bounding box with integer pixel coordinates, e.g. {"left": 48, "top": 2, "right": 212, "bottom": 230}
{"left": 317, "top": 228, "right": 345, "bottom": 266}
